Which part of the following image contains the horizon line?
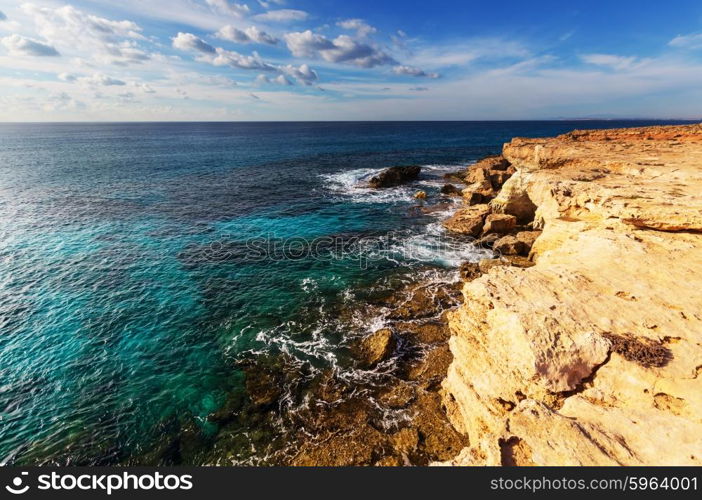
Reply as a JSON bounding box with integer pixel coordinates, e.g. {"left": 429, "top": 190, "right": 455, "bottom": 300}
{"left": 0, "top": 118, "right": 700, "bottom": 125}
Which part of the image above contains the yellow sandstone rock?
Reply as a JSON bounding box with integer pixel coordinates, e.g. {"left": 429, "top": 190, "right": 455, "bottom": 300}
{"left": 441, "top": 124, "right": 702, "bottom": 466}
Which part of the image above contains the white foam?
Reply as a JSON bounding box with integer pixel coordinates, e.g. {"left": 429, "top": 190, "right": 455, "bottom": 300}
{"left": 320, "top": 163, "right": 467, "bottom": 204}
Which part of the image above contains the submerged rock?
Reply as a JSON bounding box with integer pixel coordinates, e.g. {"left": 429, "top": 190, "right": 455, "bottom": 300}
{"left": 368, "top": 165, "right": 421, "bottom": 188}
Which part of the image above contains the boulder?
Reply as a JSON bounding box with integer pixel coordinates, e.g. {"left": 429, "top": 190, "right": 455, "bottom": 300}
{"left": 358, "top": 328, "right": 396, "bottom": 367}
{"left": 516, "top": 231, "right": 542, "bottom": 253}
{"left": 483, "top": 213, "right": 517, "bottom": 235}
{"left": 473, "top": 155, "right": 511, "bottom": 171}
{"left": 440, "top": 184, "right": 463, "bottom": 196}
{"left": 442, "top": 205, "right": 491, "bottom": 236}
{"left": 489, "top": 172, "right": 537, "bottom": 224}
{"left": 443, "top": 171, "right": 468, "bottom": 183}
{"left": 493, "top": 235, "right": 527, "bottom": 256}
{"left": 369, "top": 166, "right": 421, "bottom": 188}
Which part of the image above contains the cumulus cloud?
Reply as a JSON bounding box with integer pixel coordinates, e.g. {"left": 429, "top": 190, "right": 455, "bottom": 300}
{"left": 77, "top": 73, "right": 127, "bottom": 86}
{"left": 1, "top": 34, "right": 60, "bottom": 56}
{"left": 337, "top": 19, "right": 377, "bottom": 38}
{"left": 205, "top": 0, "right": 251, "bottom": 18}
{"left": 215, "top": 25, "right": 278, "bottom": 45}
{"left": 173, "top": 31, "right": 315, "bottom": 79}
{"left": 210, "top": 47, "right": 278, "bottom": 71}
{"left": 21, "top": 4, "right": 149, "bottom": 65}
{"left": 581, "top": 53, "right": 640, "bottom": 70}
{"left": 172, "top": 32, "right": 216, "bottom": 53}
{"left": 392, "top": 65, "right": 440, "bottom": 78}
{"left": 280, "top": 63, "right": 319, "bottom": 85}
{"left": 284, "top": 30, "right": 396, "bottom": 68}
{"left": 58, "top": 72, "right": 76, "bottom": 81}
{"left": 669, "top": 33, "right": 702, "bottom": 50}
{"left": 253, "top": 9, "right": 308, "bottom": 23}
{"left": 255, "top": 73, "right": 292, "bottom": 86}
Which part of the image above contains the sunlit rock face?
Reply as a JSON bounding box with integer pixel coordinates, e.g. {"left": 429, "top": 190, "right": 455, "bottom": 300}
{"left": 441, "top": 124, "right": 702, "bottom": 466}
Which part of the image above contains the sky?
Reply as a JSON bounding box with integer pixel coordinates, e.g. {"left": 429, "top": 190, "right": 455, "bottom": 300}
{"left": 1, "top": 0, "right": 702, "bottom": 121}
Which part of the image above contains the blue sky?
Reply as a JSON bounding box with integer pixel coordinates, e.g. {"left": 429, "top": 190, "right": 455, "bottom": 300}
{"left": 1, "top": 0, "right": 702, "bottom": 120}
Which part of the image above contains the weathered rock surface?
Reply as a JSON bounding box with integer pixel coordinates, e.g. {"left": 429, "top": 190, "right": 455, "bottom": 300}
{"left": 492, "top": 235, "right": 526, "bottom": 256}
{"left": 442, "top": 204, "right": 490, "bottom": 236}
{"left": 442, "top": 124, "right": 702, "bottom": 466}
{"left": 369, "top": 165, "right": 421, "bottom": 188}
{"left": 357, "top": 328, "right": 395, "bottom": 368}
{"left": 482, "top": 213, "right": 517, "bottom": 235}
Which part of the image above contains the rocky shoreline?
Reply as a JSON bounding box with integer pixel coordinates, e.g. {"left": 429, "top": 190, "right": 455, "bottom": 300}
{"left": 142, "top": 124, "right": 702, "bottom": 466}
{"left": 292, "top": 123, "right": 702, "bottom": 466}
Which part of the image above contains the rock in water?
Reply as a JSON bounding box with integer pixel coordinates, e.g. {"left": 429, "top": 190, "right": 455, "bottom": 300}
{"left": 440, "top": 184, "right": 463, "bottom": 196}
{"left": 368, "top": 166, "right": 421, "bottom": 188}
{"left": 414, "top": 190, "right": 427, "bottom": 200}
{"left": 357, "top": 328, "right": 396, "bottom": 367}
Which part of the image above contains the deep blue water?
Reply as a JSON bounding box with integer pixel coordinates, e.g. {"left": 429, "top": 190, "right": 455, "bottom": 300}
{"left": 0, "top": 120, "right": 692, "bottom": 464}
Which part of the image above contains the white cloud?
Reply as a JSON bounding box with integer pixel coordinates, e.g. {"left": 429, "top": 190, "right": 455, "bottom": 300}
{"left": 258, "top": 0, "right": 285, "bottom": 8}
{"left": 172, "top": 32, "right": 216, "bottom": 53}
{"left": 669, "top": 33, "right": 702, "bottom": 50}
{"left": 253, "top": 9, "right": 308, "bottom": 23}
{"left": 255, "top": 73, "right": 292, "bottom": 86}
{"left": 172, "top": 31, "right": 317, "bottom": 82}
{"left": 77, "top": 73, "right": 127, "bottom": 86}
{"left": 1, "top": 34, "right": 60, "bottom": 56}
{"left": 581, "top": 53, "right": 641, "bottom": 70}
{"left": 21, "top": 3, "right": 150, "bottom": 65}
{"left": 337, "top": 19, "right": 377, "bottom": 38}
{"left": 58, "top": 72, "right": 76, "bottom": 81}
{"left": 280, "top": 63, "right": 318, "bottom": 85}
{"left": 284, "top": 30, "right": 396, "bottom": 68}
{"left": 215, "top": 25, "right": 278, "bottom": 45}
{"left": 173, "top": 32, "right": 276, "bottom": 71}
{"left": 392, "top": 65, "right": 440, "bottom": 78}
{"left": 409, "top": 38, "right": 529, "bottom": 67}
{"left": 205, "top": 0, "right": 251, "bottom": 18}
{"left": 209, "top": 47, "right": 277, "bottom": 71}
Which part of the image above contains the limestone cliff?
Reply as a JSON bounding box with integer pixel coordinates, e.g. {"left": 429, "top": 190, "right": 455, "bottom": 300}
{"left": 442, "top": 124, "right": 702, "bottom": 465}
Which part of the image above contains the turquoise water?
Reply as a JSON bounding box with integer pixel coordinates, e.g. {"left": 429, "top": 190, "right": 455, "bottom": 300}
{"left": 0, "top": 121, "right": 691, "bottom": 464}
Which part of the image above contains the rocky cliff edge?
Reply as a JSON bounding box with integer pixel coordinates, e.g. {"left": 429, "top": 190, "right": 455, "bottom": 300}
{"left": 442, "top": 124, "right": 702, "bottom": 465}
